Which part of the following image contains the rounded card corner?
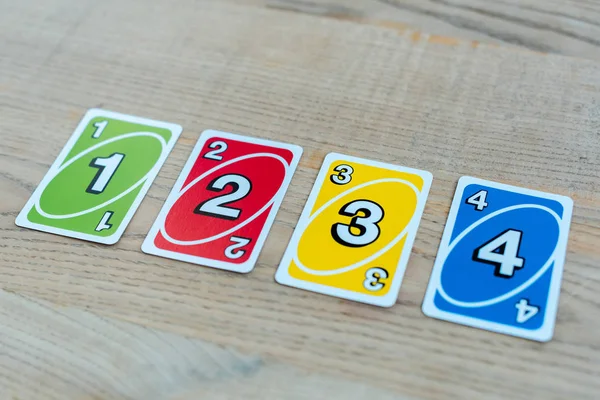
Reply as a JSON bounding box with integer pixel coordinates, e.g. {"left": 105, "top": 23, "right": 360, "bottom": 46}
{"left": 290, "top": 144, "right": 304, "bottom": 157}
{"left": 559, "top": 195, "right": 574, "bottom": 210}
{"left": 101, "top": 234, "right": 121, "bottom": 246}
{"left": 324, "top": 152, "right": 343, "bottom": 161}
{"left": 199, "top": 129, "right": 221, "bottom": 139}
{"left": 14, "top": 213, "right": 28, "bottom": 228}
{"left": 458, "top": 176, "right": 478, "bottom": 186}
{"left": 236, "top": 264, "right": 255, "bottom": 274}
{"left": 169, "top": 124, "right": 184, "bottom": 136}
{"left": 274, "top": 270, "right": 289, "bottom": 285}
{"left": 378, "top": 295, "right": 399, "bottom": 308}
{"left": 531, "top": 325, "right": 554, "bottom": 343}
{"left": 140, "top": 240, "right": 155, "bottom": 254}
{"left": 421, "top": 170, "right": 434, "bottom": 182}
{"left": 85, "top": 107, "right": 105, "bottom": 116}
{"left": 536, "top": 333, "right": 553, "bottom": 343}
{"left": 421, "top": 301, "right": 438, "bottom": 318}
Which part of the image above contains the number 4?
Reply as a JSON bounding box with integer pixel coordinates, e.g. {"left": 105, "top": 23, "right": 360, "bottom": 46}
{"left": 473, "top": 229, "right": 525, "bottom": 278}
{"left": 466, "top": 190, "right": 488, "bottom": 211}
{"left": 516, "top": 299, "right": 539, "bottom": 323}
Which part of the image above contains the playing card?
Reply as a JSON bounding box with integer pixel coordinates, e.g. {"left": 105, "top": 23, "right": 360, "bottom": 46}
{"left": 275, "top": 153, "right": 433, "bottom": 307}
{"left": 422, "top": 176, "right": 573, "bottom": 341}
{"left": 15, "top": 109, "right": 182, "bottom": 244}
{"left": 142, "top": 130, "right": 302, "bottom": 273}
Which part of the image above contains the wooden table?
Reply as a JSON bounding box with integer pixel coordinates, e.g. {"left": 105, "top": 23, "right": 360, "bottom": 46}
{"left": 258, "top": 0, "right": 600, "bottom": 61}
{"left": 1, "top": 0, "right": 599, "bottom": 399}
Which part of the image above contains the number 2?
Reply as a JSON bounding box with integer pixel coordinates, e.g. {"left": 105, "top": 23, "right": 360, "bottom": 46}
{"left": 86, "top": 153, "right": 125, "bottom": 194}
{"left": 331, "top": 200, "right": 384, "bottom": 247}
{"left": 225, "top": 236, "right": 251, "bottom": 259}
{"left": 203, "top": 140, "right": 228, "bottom": 161}
{"left": 473, "top": 229, "right": 525, "bottom": 278}
{"left": 194, "top": 174, "right": 252, "bottom": 220}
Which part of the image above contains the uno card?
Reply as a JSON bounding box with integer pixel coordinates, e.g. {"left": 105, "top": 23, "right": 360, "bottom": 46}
{"left": 142, "top": 130, "right": 302, "bottom": 273}
{"left": 422, "top": 176, "right": 573, "bottom": 341}
{"left": 275, "top": 153, "right": 433, "bottom": 307}
{"left": 15, "top": 109, "right": 181, "bottom": 244}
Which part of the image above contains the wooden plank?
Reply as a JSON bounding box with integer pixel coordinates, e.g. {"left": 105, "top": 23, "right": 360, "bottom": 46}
{"left": 0, "top": 290, "right": 406, "bottom": 400}
{"left": 1, "top": 0, "right": 599, "bottom": 398}
{"left": 259, "top": 0, "right": 600, "bottom": 60}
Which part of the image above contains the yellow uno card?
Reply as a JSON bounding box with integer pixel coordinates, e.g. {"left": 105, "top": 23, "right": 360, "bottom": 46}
{"left": 275, "top": 153, "right": 433, "bottom": 307}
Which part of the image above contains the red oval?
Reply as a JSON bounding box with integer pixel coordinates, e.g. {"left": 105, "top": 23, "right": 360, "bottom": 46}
{"left": 163, "top": 156, "right": 286, "bottom": 242}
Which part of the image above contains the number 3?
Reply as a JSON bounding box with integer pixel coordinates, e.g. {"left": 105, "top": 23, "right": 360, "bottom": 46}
{"left": 330, "top": 164, "right": 353, "bottom": 185}
{"left": 363, "top": 267, "right": 388, "bottom": 291}
{"left": 331, "top": 199, "right": 384, "bottom": 247}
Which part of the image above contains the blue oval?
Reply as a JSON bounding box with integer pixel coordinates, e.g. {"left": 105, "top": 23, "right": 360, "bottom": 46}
{"left": 440, "top": 207, "right": 560, "bottom": 303}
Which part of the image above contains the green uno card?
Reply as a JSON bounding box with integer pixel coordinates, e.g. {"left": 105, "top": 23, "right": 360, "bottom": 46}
{"left": 16, "top": 109, "right": 182, "bottom": 244}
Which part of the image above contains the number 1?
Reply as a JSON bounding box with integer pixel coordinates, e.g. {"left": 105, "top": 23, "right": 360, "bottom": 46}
{"left": 95, "top": 211, "right": 114, "bottom": 232}
{"left": 86, "top": 153, "right": 125, "bottom": 194}
{"left": 92, "top": 120, "right": 108, "bottom": 138}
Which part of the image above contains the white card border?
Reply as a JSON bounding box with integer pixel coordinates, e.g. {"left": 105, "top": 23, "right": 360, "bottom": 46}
{"left": 15, "top": 108, "right": 182, "bottom": 245}
{"left": 141, "top": 130, "right": 303, "bottom": 273}
{"left": 275, "top": 152, "right": 433, "bottom": 307}
{"left": 422, "top": 176, "right": 574, "bottom": 342}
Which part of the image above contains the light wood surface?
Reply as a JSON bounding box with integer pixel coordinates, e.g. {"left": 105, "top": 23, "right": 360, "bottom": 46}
{"left": 1, "top": 0, "right": 600, "bottom": 399}
{"left": 259, "top": 0, "right": 600, "bottom": 61}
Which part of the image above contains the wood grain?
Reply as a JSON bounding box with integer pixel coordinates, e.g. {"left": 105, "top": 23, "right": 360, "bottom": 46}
{"left": 260, "top": 0, "right": 600, "bottom": 60}
{"left": 0, "top": 290, "right": 406, "bottom": 400}
{"left": 1, "top": 0, "right": 600, "bottom": 398}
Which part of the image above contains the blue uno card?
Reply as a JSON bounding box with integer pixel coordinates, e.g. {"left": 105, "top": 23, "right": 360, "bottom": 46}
{"left": 422, "top": 176, "right": 573, "bottom": 342}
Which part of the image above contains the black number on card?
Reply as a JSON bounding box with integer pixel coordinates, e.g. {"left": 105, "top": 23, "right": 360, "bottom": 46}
{"left": 331, "top": 199, "right": 384, "bottom": 247}
{"left": 194, "top": 174, "right": 252, "bottom": 220}
{"left": 86, "top": 153, "right": 125, "bottom": 195}
{"left": 473, "top": 229, "right": 525, "bottom": 278}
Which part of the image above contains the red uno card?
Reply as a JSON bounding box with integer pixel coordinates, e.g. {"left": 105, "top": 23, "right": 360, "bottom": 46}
{"left": 142, "top": 130, "right": 302, "bottom": 273}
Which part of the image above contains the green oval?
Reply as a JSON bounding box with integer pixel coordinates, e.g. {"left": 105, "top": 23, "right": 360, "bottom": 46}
{"left": 39, "top": 135, "right": 163, "bottom": 216}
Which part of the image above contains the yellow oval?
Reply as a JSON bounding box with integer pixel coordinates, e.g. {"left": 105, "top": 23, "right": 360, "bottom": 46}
{"left": 296, "top": 179, "right": 418, "bottom": 274}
